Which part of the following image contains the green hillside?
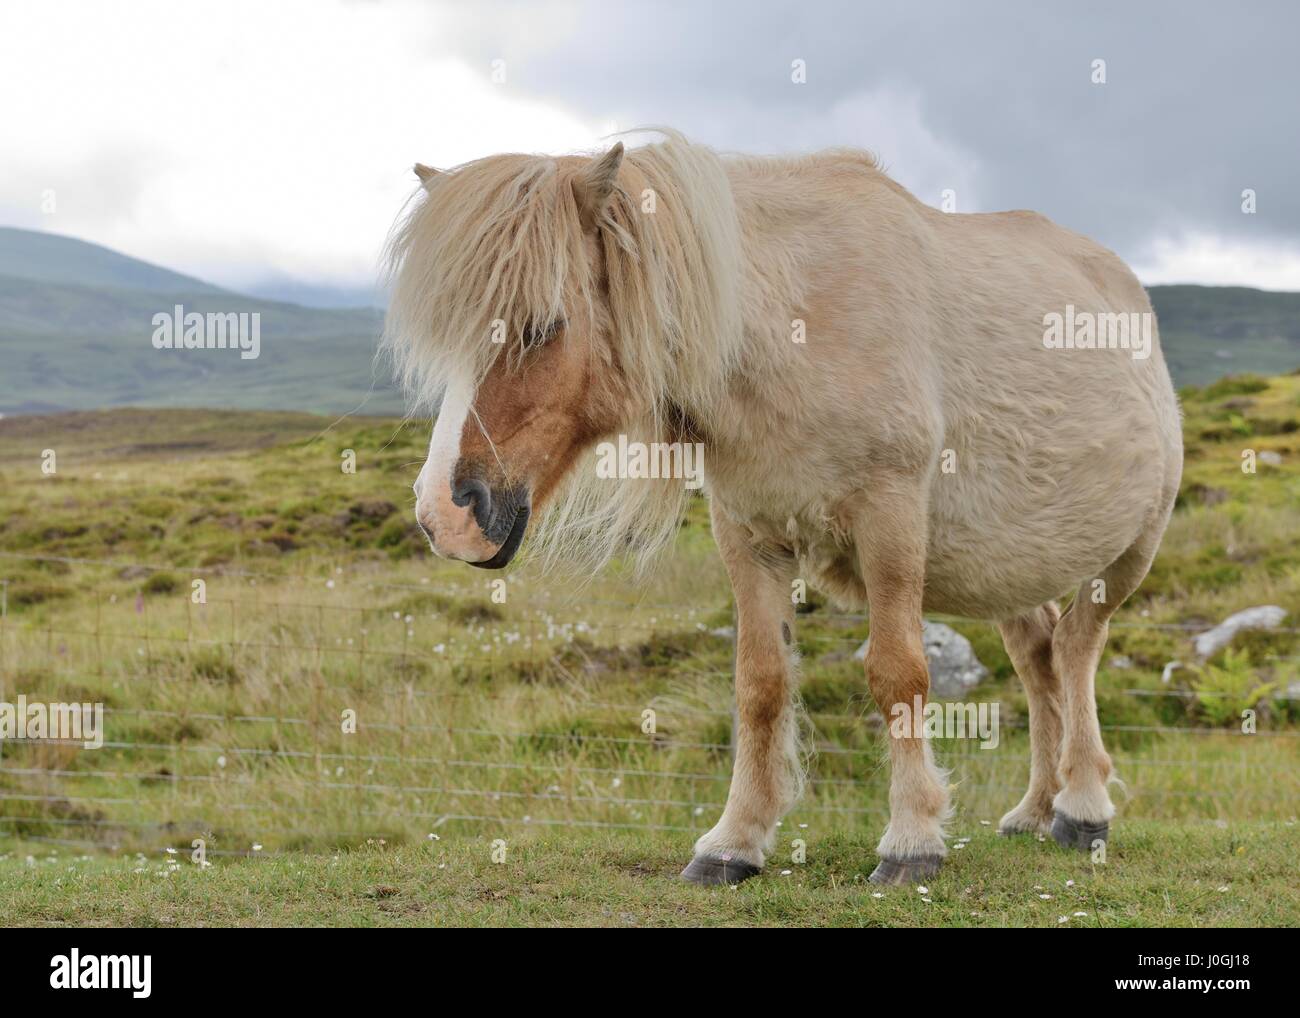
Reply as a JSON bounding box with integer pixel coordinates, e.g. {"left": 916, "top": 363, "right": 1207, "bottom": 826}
{"left": 0, "top": 229, "right": 399, "bottom": 416}
{"left": 0, "top": 278, "right": 395, "bottom": 415}
{"left": 1149, "top": 285, "right": 1300, "bottom": 385}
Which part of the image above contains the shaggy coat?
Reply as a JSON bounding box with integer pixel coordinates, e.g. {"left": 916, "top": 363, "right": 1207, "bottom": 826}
{"left": 385, "top": 132, "right": 1183, "bottom": 883}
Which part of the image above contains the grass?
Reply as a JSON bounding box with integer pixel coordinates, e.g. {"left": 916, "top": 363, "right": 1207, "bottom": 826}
{"left": 0, "top": 371, "right": 1297, "bottom": 926}
{"left": 3, "top": 820, "right": 1295, "bottom": 927}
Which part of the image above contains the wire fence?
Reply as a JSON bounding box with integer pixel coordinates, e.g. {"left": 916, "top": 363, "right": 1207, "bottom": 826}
{"left": 0, "top": 551, "right": 1296, "bottom": 857}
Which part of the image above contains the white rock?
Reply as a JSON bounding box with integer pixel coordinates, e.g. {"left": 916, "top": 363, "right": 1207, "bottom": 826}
{"left": 1193, "top": 606, "right": 1287, "bottom": 659}
{"left": 854, "top": 621, "right": 989, "bottom": 698}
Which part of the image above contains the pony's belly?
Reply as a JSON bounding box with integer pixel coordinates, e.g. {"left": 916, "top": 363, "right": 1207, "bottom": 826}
{"left": 919, "top": 545, "right": 1088, "bottom": 619}
{"left": 921, "top": 475, "right": 1163, "bottom": 619}
{"left": 718, "top": 401, "right": 1177, "bottom": 622}
{"left": 801, "top": 534, "right": 1116, "bottom": 621}
{"left": 791, "top": 472, "right": 1152, "bottom": 621}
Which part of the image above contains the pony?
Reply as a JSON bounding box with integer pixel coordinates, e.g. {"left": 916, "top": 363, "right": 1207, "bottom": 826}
{"left": 383, "top": 131, "right": 1183, "bottom": 885}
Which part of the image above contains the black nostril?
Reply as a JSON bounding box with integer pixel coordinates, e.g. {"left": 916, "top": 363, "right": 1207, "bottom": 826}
{"left": 452, "top": 477, "right": 492, "bottom": 531}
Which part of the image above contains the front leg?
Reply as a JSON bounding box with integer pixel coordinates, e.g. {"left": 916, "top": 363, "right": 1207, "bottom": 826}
{"left": 681, "top": 504, "right": 804, "bottom": 885}
{"left": 853, "top": 478, "right": 951, "bottom": 884}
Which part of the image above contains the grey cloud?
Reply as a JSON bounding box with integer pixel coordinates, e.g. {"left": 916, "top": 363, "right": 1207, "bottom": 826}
{"left": 450, "top": 0, "right": 1300, "bottom": 268}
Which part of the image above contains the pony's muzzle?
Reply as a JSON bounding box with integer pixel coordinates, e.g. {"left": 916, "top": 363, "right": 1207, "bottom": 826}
{"left": 415, "top": 475, "right": 530, "bottom": 569}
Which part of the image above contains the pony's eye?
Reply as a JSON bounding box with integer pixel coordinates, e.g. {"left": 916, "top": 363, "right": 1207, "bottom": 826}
{"left": 521, "top": 318, "right": 563, "bottom": 349}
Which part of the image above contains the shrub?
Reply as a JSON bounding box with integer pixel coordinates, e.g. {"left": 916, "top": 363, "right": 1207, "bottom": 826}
{"left": 1191, "top": 648, "right": 1275, "bottom": 727}
{"left": 1201, "top": 374, "right": 1270, "bottom": 400}
{"left": 141, "top": 571, "right": 178, "bottom": 595}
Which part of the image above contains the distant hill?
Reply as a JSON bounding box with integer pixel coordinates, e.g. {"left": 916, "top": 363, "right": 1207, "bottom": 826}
{"left": 1148, "top": 285, "right": 1300, "bottom": 386}
{"left": 0, "top": 226, "right": 228, "bottom": 295}
{"left": 0, "top": 227, "right": 400, "bottom": 416}
{"left": 0, "top": 226, "right": 1296, "bottom": 415}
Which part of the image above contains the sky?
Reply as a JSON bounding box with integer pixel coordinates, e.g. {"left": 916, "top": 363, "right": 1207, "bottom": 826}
{"left": 2, "top": 0, "right": 1297, "bottom": 298}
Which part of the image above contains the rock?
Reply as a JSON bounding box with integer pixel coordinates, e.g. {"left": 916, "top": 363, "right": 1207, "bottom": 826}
{"left": 1109, "top": 655, "right": 1133, "bottom": 669}
{"left": 853, "top": 621, "right": 988, "bottom": 698}
{"left": 1192, "top": 605, "right": 1287, "bottom": 659}
{"left": 709, "top": 626, "right": 736, "bottom": 640}
{"left": 1259, "top": 450, "right": 1283, "bottom": 467}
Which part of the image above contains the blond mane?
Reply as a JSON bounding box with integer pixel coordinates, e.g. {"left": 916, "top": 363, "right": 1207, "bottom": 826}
{"left": 383, "top": 130, "right": 743, "bottom": 573}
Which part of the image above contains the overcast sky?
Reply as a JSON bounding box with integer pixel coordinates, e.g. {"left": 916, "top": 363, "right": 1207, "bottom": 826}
{"left": 2, "top": 0, "right": 1297, "bottom": 295}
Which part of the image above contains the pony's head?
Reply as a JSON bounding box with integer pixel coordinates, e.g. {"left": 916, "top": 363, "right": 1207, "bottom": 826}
{"left": 383, "top": 133, "right": 742, "bottom": 571}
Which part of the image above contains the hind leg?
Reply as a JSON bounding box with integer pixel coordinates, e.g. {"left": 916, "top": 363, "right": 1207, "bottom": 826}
{"left": 997, "top": 602, "right": 1063, "bottom": 836}
{"left": 1051, "top": 520, "right": 1168, "bottom": 850}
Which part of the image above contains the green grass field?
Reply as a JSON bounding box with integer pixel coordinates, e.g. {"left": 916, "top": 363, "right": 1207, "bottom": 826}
{"left": 0, "top": 372, "right": 1297, "bottom": 926}
{"left": 3, "top": 821, "right": 1296, "bottom": 927}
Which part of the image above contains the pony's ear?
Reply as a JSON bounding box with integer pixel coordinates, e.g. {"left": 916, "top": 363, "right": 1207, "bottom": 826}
{"left": 413, "top": 163, "right": 441, "bottom": 189}
{"left": 573, "top": 142, "right": 624, "bottom": 228}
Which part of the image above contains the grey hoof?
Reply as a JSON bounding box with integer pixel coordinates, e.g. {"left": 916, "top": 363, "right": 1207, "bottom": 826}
{"left": 868, "top": 855, "right": 943, "bottom": 885}
{"left": 1051, "top": 811, "right": 1109, "bottom": 852}
{"left": 680, "top": 855, "right": 761, "bottom": 886}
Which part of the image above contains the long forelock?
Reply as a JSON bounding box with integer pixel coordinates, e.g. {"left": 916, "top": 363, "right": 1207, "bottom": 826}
{"left": 383, "top": 153, "right": 592, "bottom": 406}
{"left": 384, "top": 132, "right": 744, "bottom": 575}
